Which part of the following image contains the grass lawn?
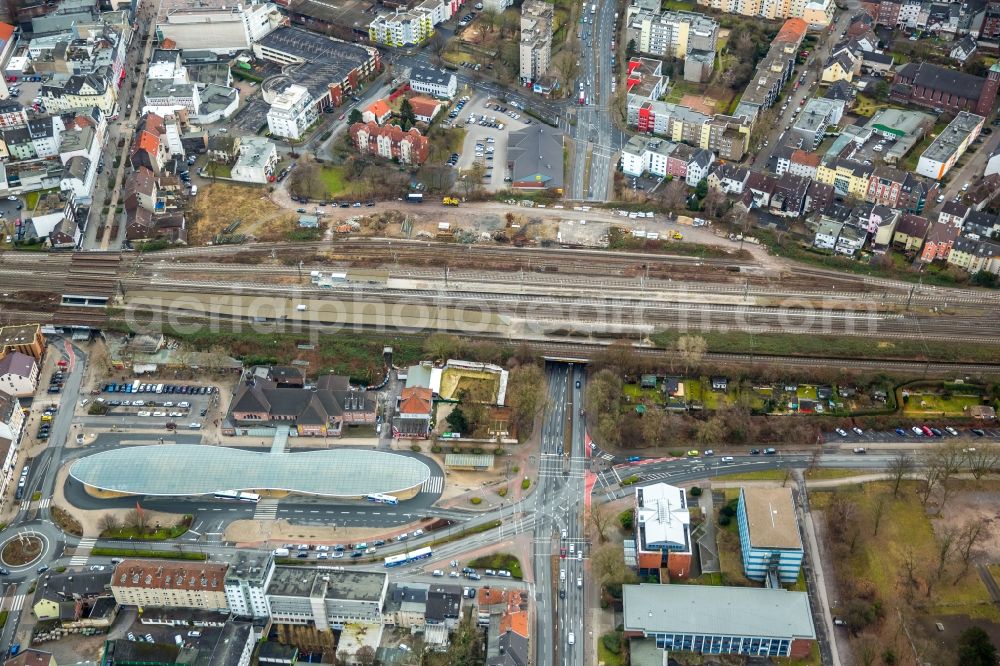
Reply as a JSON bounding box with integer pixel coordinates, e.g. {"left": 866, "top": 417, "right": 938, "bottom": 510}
{"left": 623, "top": 383, "right": 665, "bottom": 406}
{"left": 902, "top": 393, "right": 983, "bottom": 416}
{"left": 717, "top": 521, "right": 752, "bottom": 586}
{"left": 684, "top": 571, "right": 725, "bottom": 585}
{"left": 101, "top": 522, "right": 190, "bottom": 541}
{"left": 796, "top": 385, "right": 818, "bottom": 401}
{"left": 853, "top": 94, "right": 885, "bottom": 117}
{"left": 718, "top": 469, "right": 795, "bottom": 482}
{"left": 427, "top": 127, "right": 466, "bottom": 164}
{"left": 24, "top": 191, "right": 41, "bottom": 210}
{"left": 318, "top": 166, "right": 357, "bottom": 197}
{"left": 664, "top": 80, "right": 701, "bottom": 104}
{"left": 662, "top": 0, "right": 696, "bottom": 9}
{"left": 812, "top": 482, "right": 1000, "bottom": 623}
{"left": 468, "top": 552, "right": 524, "bottom": 579}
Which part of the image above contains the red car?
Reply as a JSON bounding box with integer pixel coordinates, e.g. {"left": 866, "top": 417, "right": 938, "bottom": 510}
{"left": 560, "top": 546, "right": 567, "bottom": 559}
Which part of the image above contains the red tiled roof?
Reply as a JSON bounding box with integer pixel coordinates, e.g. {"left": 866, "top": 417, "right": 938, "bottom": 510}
{"left": 398, "top": 387, "right": 432, "bottom": 415}
{"left": 0, "top": 23, "right": 15, "bottom": 44}
{"left": 776, "top": 18, "right": 808, "bottom": 44}
{"left": 408, "top": 96, "right": 441, "bottom": 118}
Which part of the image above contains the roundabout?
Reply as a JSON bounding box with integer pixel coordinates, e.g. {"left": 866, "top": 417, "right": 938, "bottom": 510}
{"left": 0, "top": 531, "right": 50, "bottom": 571}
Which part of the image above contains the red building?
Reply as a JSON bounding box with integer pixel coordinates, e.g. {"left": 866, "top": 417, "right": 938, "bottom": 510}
{"left": 891, "top": 62, "right": 1000, "bottom": 117}
{"left": 349, "top": 121, "right": 429, "bottom": 165}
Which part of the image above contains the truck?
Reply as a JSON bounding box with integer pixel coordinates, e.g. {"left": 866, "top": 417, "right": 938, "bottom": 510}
{"left": 406, "top": 193, "right": 423, "bottom": 203}
{"left": 273, "top": 548, "right": 290, "bottom": 557}
{"left": 442, "top": 197, "right": 460, "bottom": 206}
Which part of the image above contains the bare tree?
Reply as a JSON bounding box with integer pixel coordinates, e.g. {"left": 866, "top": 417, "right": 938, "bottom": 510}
{"left": 591, "top": 543, "right": 638, "bottom": 585}
{"left": 702, "top": 186, "right": 728, "bottom": 219}
{"left": 885, "top": 452, "right": 914, "bottom": 497}
{"left": 355, "top": 646, "right": 376, "bottom": 666}
{"left": 676, "top": 335, "right": 707, "bottom": 375}
{"left": 855, "top": 634, "right": 880, "bottom": 666}
{"left": 658, "top": 179, "right": 688, "bottom": 212}
{"left": 917, "top": 466, "right": 939, "bottom": 508}
{"left": 98, "top": 513, "right": 121, "bottom": 534}
{"left": 900, "top": 546, "right": 918, "bottom": 603}
{"left": 589, "top": 504, "right": 613, "bottom": 543}
{"left": 828, "top": 494, "right": 859, "bottom": 550}
{"left": 871, "top": 494, "right": 887, "bottom": 537}
{"left": 124, "top": 508, "right": 149, "bottom": 535}
{"left": 929, "top": 442, "right": 965, "bottom": 513}
{"left": 936, "top": 526, "right": 958, "bottom": 580}
{"left": 967, "top": 444, "right": 1000, "bottom": 479}
{"left": 957, "top": 519, "right": 986, "bottom": 567}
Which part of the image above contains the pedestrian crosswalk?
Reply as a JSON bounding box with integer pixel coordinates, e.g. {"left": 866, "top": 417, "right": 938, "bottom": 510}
{"left": 37, "top": 498, "right": 50, "bottom": 509}
{"left": 69, "top": 537, "right": 97, "bottom": 566}
{"left": 421, "top": 476, "right": 444, "bottom": 494}
{"left": 19, "top": 498, "right": 50, "bottom": 511}
{"left": 253, "top": 500, "right": 279, "bottom": 520}
{"left": 6, "top": 594, "right": 25, "bottom": 613}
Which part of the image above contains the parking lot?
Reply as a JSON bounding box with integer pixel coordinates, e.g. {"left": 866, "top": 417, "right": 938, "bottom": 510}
{"left": 453, "top": 94, "right": 532, "bottom": 191}
{"left": 89, "top": 381, "right": 219, "bottom": 430}
{"left": 825, "top": 425, "right": 1000, "bottom": 445}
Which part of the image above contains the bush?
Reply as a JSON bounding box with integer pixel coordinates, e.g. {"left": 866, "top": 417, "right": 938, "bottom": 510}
{"left": 498, "top": 487, "right": 508, "bottom": 497}
{"left": 690, "top": 486, "right": 703, "bottom": 497}
{"left": 470, "top": 497, "right": 482, "bottom": 505}
{"left": 512, "top": 465, "right": 520, "bottom": 473}
{"left": 431, "top": 445, "right": 442, "bottom": 453}
{"left": 718, "top": 514, "right": 731, "bottom": 526}
{"left": 493, "top": 447, "right": 506, "bottom": 456}
{"left": 618, "top": 509, "right": 633, "bottom": 531}
{"left": 521, "top": 478, "right": 531, "bottom": 490}
{"left": 410, "top": 444, "right": 422, "bottom": 452}
{"left": 472, "top": 447, "right": 484, "bottom": 454}
{"left": 620, "top": 475, "right": 639, "bottom": 486}
{"left": 602, "top": 632, "right": 622, "bottom": 655}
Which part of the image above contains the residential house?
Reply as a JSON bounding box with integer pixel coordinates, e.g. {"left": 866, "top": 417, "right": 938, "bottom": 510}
{"left": 226, "top": 370, "right": 376, "bottom": 437}
{"left": 816, "top": 157, "right": 873, "bottom": 199}
{"left": 938, "top": 201, "right": 970, "bottom": 228}
{"left": 208, "top": 135, "right": 241, "bottom": 163}
{"left": 392, "top": 387, "right": 433, "bottom": 439}
{"left": 862, "top": 51, "right": 894, "bottom": 75}
{"left": 123, "top": 167, "right": 157, "bottom": 213}
{"left": 778, "top": 150, "right": 821, "bottom": 178}
{"left": 822, "top": 80, "right": 856, "bottom": 107}
{"left": 920, "top": 221, "right": 961, "bottom": 262}
{"left": 685, "top": 149, "right": 714, "bottom": 186}
{"left": 892, "top": 213, "right": 929, "bottom": 252}
{"left": 424, "top": 585, "right": 463, "bottom": 647}
{"left": 950, "top": 35, "right": 977, "bottom": 63}
{"left": 967, "top": 174, "right": 1000, "bottom": 211}
{"left": 231, "top": 137, "right": 277, "bottom": 184}
{"left": 129, "top": 113, "right": 169, "bottom": 175}
{"left": 814, "top": 218, "right": 844, "bottom": 250}
{"left": 125, "top": 209, "right": 187, "bottom": 245}
{"left": 746, "top": 171, "right": 778, "bottom": 208}
{"left": 0, "top": 390, "right": 25, "bottom": 502}
{"left": 266, "top": 85, "right": 317, "bottom": 141}
{"left": 483, "top": 588, "right": 530, "bottom": 666}
{"left": 363, "top": 99, "right": 392, "bottom": 125}
{"left": 821, "top": 48, "right": 862, "bottom": 83}
{"left": 32, "top": 570, "right": 116, "bottom": 629}
{"left": 769, "top": 174, "right": 810, "bottom": 217}
{"left": 791, "top": 98, "right": 845, "bottom": 150}
{"left": 0, "top": 352, "right": 38, "bottom": 398}
{"left": 806, "top": 181, "right": 836, "bottom": 213}
{"left": 707, "top": 162, "right": 750, "bottom": 194}
{"left": 835, "top": 223, "right": 867, "bottom": 256}
{"left": 407, "top": 96, "right": 443, "bottom": 124}
{"left": 349, "top": 122, "right": 430, "bottom": 166}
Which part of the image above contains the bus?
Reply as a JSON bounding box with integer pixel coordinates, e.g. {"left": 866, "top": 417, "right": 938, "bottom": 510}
{"left": 384, "top": 547, "right": 433, "bottom": 568}
{"left": 239, "top": 492, "right": 261, "bottom": 503}
{"left": 366, "top": 493, "right": 399, "bottom": 505}
{"left": 214, "top": 491, "right": 240, "bottom": 501}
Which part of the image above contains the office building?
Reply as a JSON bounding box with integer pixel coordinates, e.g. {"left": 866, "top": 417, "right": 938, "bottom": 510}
{"left": 737, "top": 487, "right": 804, "bottom": 584}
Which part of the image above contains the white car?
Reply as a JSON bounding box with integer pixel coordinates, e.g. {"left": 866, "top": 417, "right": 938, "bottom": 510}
{"left": 835, "top": 428, "right": 848, "bottom": 437}
{"left": 152, "top": 411, "right": 166, "bottom": 417}
{"left": 163, "top": 401, "right": 174, "bottom": 407}
{"left": 316, "top": 545, "right": 330, "bottom": 551}
{"left": 168, "top": 411, "right": 183, "bottom": 418}
{"left": 331, "top": 551, "right": 344, "bottom": 558}
{"left": 137, "top": 411, "right": 151, "bottom": 417}
{"left": 449, "top": 571, "right": 460, "bottom": 577}
{"left": 6, "top": 195, "right": 16, "bottom": 201}
{"left": 432, "top": 570, "right": 444, "bottom": 577}
{"left": 853, "top": 427, "right": 864, "bottom": 435}
{"left": 178, "top": 401, "right": 190, "bottom": 408}
{"left": 189, "top": 422, "right": 202, "bottom": 429}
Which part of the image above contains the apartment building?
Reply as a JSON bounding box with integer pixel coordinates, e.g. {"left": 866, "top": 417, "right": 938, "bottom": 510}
{"left": 369, "top": 9, "right": 434, "bottom": 47}
{"left": 519, "top": 0, "right": 553, "bottom": 84}
{"left": 349, "top": 121, "right": 430, "bottom": 165}
{"left": 111, "top": 560, "right": 229, "bottom": 611}
{"left": 733, "top": 18, "right": 807, "bottom": 124}
{"left": 224, "top": 552, "right": 275, "bottom": 619}
{"left": 156, "top": 1, "right": 281, "bottom": 52}
{"left": 791, "top": 98, "right": 844, "bottom": 150}
{"left": 266, "top": 85, "right": 317, "bottom": 141}
{"left": 632, "top": 10, "right": 718, "bottom": 59}
{"left": 697, "top": 0, "right": 831, "bottom": 25}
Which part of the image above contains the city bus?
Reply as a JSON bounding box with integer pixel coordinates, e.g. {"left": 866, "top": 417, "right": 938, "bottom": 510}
{"left": 238, "top": 492, "right": 260, "bottom": 503}
{"left": 366, "top": 493, "right": 399, "bottom": 505}
{"left": 384, "top": 547, "right": 433, "bottom": 567}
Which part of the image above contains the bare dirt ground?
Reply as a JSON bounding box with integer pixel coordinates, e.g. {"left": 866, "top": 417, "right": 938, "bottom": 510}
{"left": 931, "top": 486, "right": 1000, "bottom": 562}
{"left": 192, "top": 183, "right": 299, "bottom": 243}
{"left": 224, "top": 518, "right": 404, "bottom": 547}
